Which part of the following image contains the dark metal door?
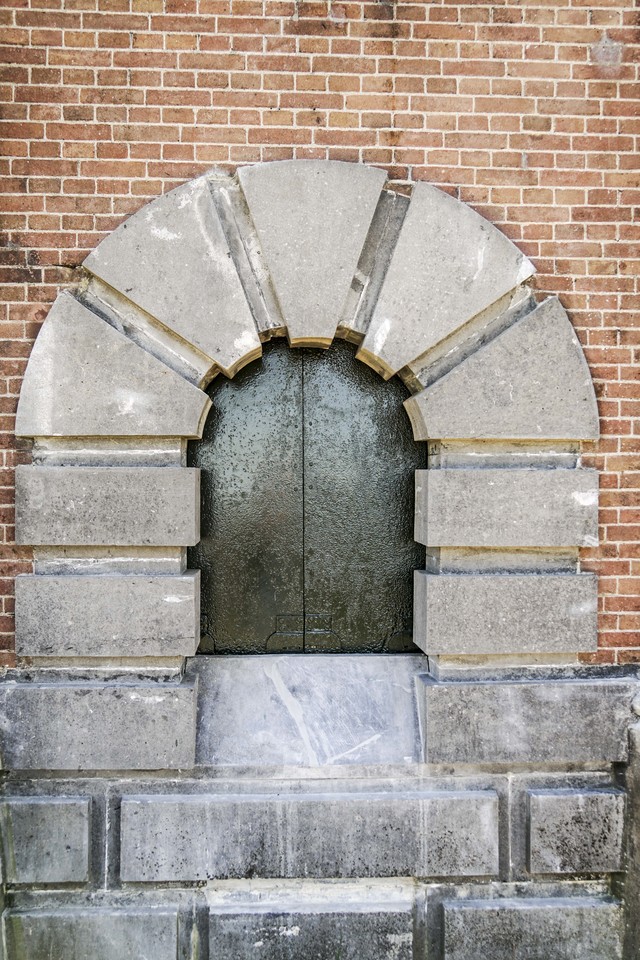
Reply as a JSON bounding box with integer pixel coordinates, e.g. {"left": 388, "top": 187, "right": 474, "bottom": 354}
{"left": 189, "top": 339, "right": 425, "bottom": 654}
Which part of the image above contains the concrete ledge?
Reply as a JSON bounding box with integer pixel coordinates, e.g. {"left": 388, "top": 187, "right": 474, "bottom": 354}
{"left": 120, "top": 789, "right": 499, "bottom": 881}
{"left": 0, "top": 798, "right": 90, "bottom": 884}
{"left": 528, "top": 788, "right": 625, "bottom": 875}
{"left": 3, "top": 908, "right": 179, "bottom": 960}
{"left": 0, "top": 680, "right": 197, "bottom": 770}
{"left": 415, "top": 468, "right": 598, "bottom": 548}
{"left": 16, "top": 466, "right": 199, "bottom": 547}
{"left": 413, "top": 572, "right": 598, "bottom": 656}
{"left": 443, "top": 897, "right": 623, "bottom": 960}
{"left": 421, "top": 677, "right": 636, "bottom": 765}
{"left": 15, "top": 572, "right": 200, "bottom": 658}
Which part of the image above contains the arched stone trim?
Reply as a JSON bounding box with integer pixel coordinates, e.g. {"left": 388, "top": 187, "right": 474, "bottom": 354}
{"left": 10, "top": 160, "right": 602, "bottom": 771}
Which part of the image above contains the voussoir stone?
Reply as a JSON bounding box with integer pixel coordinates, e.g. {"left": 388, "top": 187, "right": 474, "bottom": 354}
{"left": 15, "top": 466, "right": 199, "bottom": 546}
{"left": 420, "top": 677, "right": 636, "bottom": 765}
{"left": 404, "top": 297, "right": 599, "bottom": 440}
{"left": 0, "top": 679, "right": 197, "bottom": 770}
{"left": 15, "top": 292, "right": 211, "bottom": 439}
{"left": 0, "top": 797, "right": 90, "bottom": 884}
{"left": 238, "top": 160, "right": 387, "bottom": 346}
{"left": 443, "top": 897, "right": 623, "bottom": 960}
{"left": 415, "top": 468, "right": 599, "bottom": 548}
{"left": 3, "top": 908, "right": 179, "bottom": 960}
{"left": 357, "top": 181, "right": 535, "bottom": 377}
{"left": 15, "top": 572, "right": 200, "bottom": 658}
{"left": 413, "top": 572, "right": 598, "bottom": 656}
{"left": 83, "top": 175, "right": 261, "bottom": 376}
{"left": 528, "top": 788, "right": 625, "bottom": 875}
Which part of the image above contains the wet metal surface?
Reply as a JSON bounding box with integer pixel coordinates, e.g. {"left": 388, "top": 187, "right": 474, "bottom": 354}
{"left": 189, "top": 339, "right": 425, "bottom": 654}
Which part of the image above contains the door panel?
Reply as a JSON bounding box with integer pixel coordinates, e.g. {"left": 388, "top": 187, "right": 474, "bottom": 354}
{"left": 190, "top": 343, "right": 305, "bottom": 653}
{"left": 189, "top": 339, "right": 426, "bottom": 654}
{"left": 303, "top": 343, "right": 425, "bottom": 652}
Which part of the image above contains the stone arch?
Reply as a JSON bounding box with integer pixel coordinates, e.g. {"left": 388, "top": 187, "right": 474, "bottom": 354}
{"left": 12, "top": 160, "right": 601, "bottom": 757}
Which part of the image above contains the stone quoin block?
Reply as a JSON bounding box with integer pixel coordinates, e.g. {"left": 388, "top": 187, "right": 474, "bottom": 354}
{"left": 14, "top": 292, "right": 211, "bottom": 439}
{"left": 209, "top": 905, "right": 414, "bottom": 960}
{"left": 420, "top": 678, "right": 636, "bottom": 765}
{"left": 15, "top": 572, "right": 200, "bottom": 658}
{"left": 415, "top": 467, "right": 599, "bottom": 548}
{"left": 120, "top": 789, "right": 499, "bottom": 881}
{"left": 0, "top": 680, "right": 197, "bottom": 770}
{"left": 443, "top": 897, "right": 623, "bottom": 960}
{"left": 358, "top": 180, "right": 535, "bottom": 377}
{"left": 83, "top": 175, "right": 261, "bottom": 376}
{"left": 3, "top": 908, "right": 179, "bottom": 960}
{"left": 413, "top": 572, "right": 598, "bottom": 656}
{"left": 528, "top": 788, "right": 626, "bottom": 875}
{"left": 404, "top": 297, "right": 599, "bottom": 441}
{"left": 15, "top": 466, "right": 199, "bottom": 546}
{"left": 0, "top": 798, "right": 90, "bottom": 884}
{"left": 238, "top": 160, "right": 387, "bottom": 345}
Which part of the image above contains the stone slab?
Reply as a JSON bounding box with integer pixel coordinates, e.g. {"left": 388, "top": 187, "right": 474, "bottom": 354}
{"left": 238, "top": 160, "right": 387, "bottom": 345}
{"left": 528, "top": 788, "right": 625, "bottom": 874}
{"left": 420, "top": 678, "right": 636, "bottom": 765}
{"left": 404, "top": 297, "right": 599, "bottom": 441}
{"left": 358, "top": 180, "right": 535, "bottom": 377}
{"left": 415, "top": 468, "right": 598, "bottom": 548}
{"left": 16, "top": 466, "right": 199, "bottom": 546}
{"left": 189, "top": 654, "right": 424, "bottom": 767}
{"left": 3, "top": 908, "right": 179, "bottom": 960}
{"left": 84, "top": 175, "right": 261, "bottom": 376}
{"left": 15, "top": 292, "right": 210, "bottom": 439}
{"left": 15, "top": 572, "right": 200, "bottom": 658}
{"left": 413, "top": 572, "right": 598, "bottom": 656}
{"left": 0, "top": 680, "right": 197, "bottom": 770}
{"left": 120, "top": 788, "right": 498, "bottom": 880}
{"left": 209, "top": 905, "right": 413, "bottom": 960}
{"left": 443, "top": 897, "right": 622, "bottom": 960}
{"left": 0, "top": 797, "right": 90, "bottom": 884}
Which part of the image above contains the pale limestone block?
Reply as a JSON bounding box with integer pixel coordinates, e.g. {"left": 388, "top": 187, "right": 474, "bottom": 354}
{"left": 238, "top": 160, "right": 387, "bottom": 345}
{"left": 83, "top": 175, "right": 261, "bottom": 376}
{"left": 415, "top": 468, "right": 599, "bottom": 547}
{"left": 358, "top": 181, "right": 535, "bottom": 376}
{"left": 0, "top": 798, "right": 90, "bottom": 884}
{"left": 15, "top": 572, "right": 200, "bottom": 657}
{"left": 15, "top": 466, "right": 199, "bottom": 546}
{"left": 0, "top": 680, "right": 197, "bottom": 770}
{"left": 413, "top": 572, "right": 598, "bottom": 655}
{"left": 404, "top": 297, "right": 599, "bottom": 440}
{"left": 15, "top": 292, "right": 211, "bottom": 439}
{"left": 528, "top": 788, "right": 625, "bottom": 874}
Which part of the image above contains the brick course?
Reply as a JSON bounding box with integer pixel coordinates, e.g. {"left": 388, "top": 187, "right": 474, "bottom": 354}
{"left": 1, "top": 0, "right": 639, "bottom": 665}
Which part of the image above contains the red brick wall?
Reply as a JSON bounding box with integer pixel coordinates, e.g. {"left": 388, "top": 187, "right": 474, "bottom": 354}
{"left": 1, "top": 0, "right": 638, "bottom": 666}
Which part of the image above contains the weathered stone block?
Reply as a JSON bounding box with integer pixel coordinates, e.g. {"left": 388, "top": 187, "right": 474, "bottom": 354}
{"left": 415, "top": 468, "right": 598, "bottom": 548}
{"left": 209, "top": 905, "right": 413, "bottom": 960}
{"left": 413, "top": 572, "right": 598, "bottom": 656}
{"left": 0, "top": 680, "right": 197, "bottom": 770}
{"left": 15, "top": 572, "right": 200, "bottom": 658}
{"left": 358, "top": 181, "right": 534, "bottom": 377}
{"left": 84, "top": 175, "right": 261, "bottom": 376}
{"left": 15, "top": 292, "right": 210, "bottom": 439}
{"left": 0, "top": 798, "right": 90, "bottom": 884}
{"left": 443, "top": 897, "right": 622, "bottom": 960}
{"left": 420, "top": 678, "right": 636, "bottom": 764}
{"left": 528, "top": 788, "right": 625, "bottom": 874}
{"left": 238, "top": 160, "right": 387, "bottom": 345}
{"left": 3, "top": 908, "right": 179, "bottom": 960}
{"left": 120, "top": 788, "right": 498, "bottom": 881}
{"left": 16, "top": 466, "right": 199, "bottom": 546}
{"left": 404, "top": 297, "right": 599, "bottom": 441}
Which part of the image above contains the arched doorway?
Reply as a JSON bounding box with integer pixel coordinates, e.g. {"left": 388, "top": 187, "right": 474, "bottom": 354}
{"left": 189, "top": 339, "right": 426, "bottom": 654}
